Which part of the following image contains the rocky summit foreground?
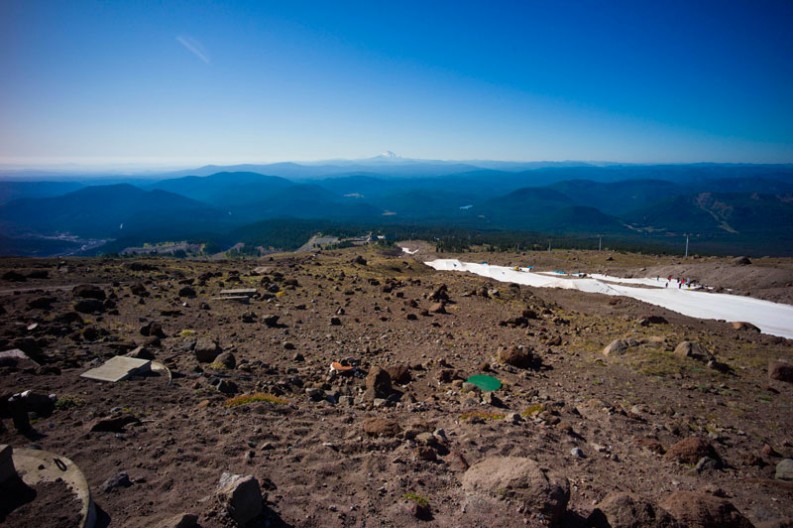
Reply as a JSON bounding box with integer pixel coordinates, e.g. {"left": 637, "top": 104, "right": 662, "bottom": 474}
{"left": 1, "top": 247, "right": 792, "bottom": 528}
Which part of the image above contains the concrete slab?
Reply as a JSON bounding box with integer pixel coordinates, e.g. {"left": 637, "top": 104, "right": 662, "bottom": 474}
{"left": 0, "top": 444, "right": 15, "bottom": 484}
{"left": 81, "top": 356, "right": 151, "bottom": 382}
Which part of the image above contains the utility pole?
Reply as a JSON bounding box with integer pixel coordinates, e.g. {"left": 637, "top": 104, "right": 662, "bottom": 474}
{"left": 598, "top": 235, "right": 602, "bottom": 251}
{"left": 684, "top": 233, "right": 690, "bottom": 258}
{"left": 547, "top": 240, "right": 551, "bottom": 253}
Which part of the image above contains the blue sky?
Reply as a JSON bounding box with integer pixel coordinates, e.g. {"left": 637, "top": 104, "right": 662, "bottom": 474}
{"left": 1, "top": 0, "right": 792, "bottom": 167}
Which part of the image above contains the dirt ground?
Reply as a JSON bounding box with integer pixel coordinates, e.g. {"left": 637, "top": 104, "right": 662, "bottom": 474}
{"left": 1, "top": 246, "right": 792, "bottom": 527}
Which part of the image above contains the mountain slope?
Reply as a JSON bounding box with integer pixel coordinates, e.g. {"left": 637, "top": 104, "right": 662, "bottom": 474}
{"left": 0, "top": 184, "right": 230, "bottom": 238}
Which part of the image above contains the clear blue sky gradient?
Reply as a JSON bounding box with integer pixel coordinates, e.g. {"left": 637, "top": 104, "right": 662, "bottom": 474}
{"left": 1, "top": 0, "right": 792, "bottom": 166}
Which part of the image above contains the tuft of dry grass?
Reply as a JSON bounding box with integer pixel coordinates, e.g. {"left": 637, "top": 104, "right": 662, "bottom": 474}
{"left": 225, "top": 392, "right": 289, "bottom": 408}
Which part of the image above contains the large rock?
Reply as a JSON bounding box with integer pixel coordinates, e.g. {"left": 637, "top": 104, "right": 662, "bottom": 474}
{"left": 217, "top": 472, "right": 263, "bottom": 525}
{"left": 589, "top": 492, "right": 680, "bottom": 528}
{"left": 659, "top": 491, "right": 754, "bottom": 528}
{"left": 364, "top": 366, "right": 393, "bottom": 400}
{"left": 195, "top": 338, "right": 221, "bottom": 363}
{"left": 769, "top": 361, "right": 793, "bottom": 383}
{"left": 496, "top": 345, "right": 534, "bottom": 369}
{"left": 776, "top": 459, "right": 793, "bottom": 481}
{"left": 462, "top": 456, "right": 569, "bottom": 525}
{"left": 664, "top": 436, "right": 719, "bottom": 465}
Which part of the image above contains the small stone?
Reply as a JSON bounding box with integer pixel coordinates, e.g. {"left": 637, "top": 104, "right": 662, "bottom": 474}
{"left": 128, "top": 346, "right": 155, "bottom": 360}
{"left": 570, "top": 447, "right": 585, "bottom": 458}
{"left": 664, "top": 436, "right": 719, "bottom": 465}
{"left": 263, "top": 315, "right": 280, "bottom": 328}
{"left": 215, "top": 379, "right": 238, "bottom": 395}
{"left": 194, "top": 338, "right": 221, "bottom": 363}
{"left": 178, "top": 286, "right": 196, "bottom": 298}
{"left": 428, "top": 302, "right": 446, "bottom": 314}
{"left": 496, "top": 345, "right": 534, "bottom": 369}
{"left": 363, "top": 418, "right": 401, "bottom": 437}
{"left": 776, "top": 459, "right": 793, "bottom": 481}
{"left": 214, "top": 351, "right": 236, "bottom": 369}
{"left": 769, "top": 361, "right": 793, "bottom": 383}
{"left": 102, "top": 471, "right": 132, "bottom": 492}
{"left": 151, "top": 513, "right": 198, "bottom": 528}
{"left": 364, "top": 366, "right": 392, "bottom": 400}
{"left": 330, "top": 316, "right": 342, "bottom": 326}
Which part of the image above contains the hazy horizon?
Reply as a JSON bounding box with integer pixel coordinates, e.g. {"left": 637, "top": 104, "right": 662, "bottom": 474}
{"left": 2, "top": 1, "right": 793, "bottom": 167}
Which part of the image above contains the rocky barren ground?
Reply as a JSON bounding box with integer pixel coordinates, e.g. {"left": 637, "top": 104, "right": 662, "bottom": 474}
{"left": 1, "top": 247, "right": 792, "bottom": 528}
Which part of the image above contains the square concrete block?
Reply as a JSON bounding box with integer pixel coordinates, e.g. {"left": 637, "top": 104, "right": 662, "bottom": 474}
{"left": 81, "top": 356, "right": 151, "bottom": 382}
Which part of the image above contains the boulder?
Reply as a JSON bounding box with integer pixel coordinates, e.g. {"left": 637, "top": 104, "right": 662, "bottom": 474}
{"left": 497, "top": 345, "right": 534, "bottom": 369}
{"left": 462, "top": 457, "right": 569, "bottom": 525}
{"left": 217, "top": 472, "right": 263, "bottom": 525}
{"left": 769, "top": 361, "right": 793, "bottom": 383}
{"left": 195, "top": 338, "right": 221, "bottom": 363}
{"left": 659, "top": 491, "right": 753, "bottom": 528}
{"left": 364, "top": 366, "right": 392, "bottom": 400}
{"left": 732, "top": 256, "right": 752, "bottom": 266}
{"left": 664, "top": 437, "right": 719, "bottom": 465}
{"left": 588, "top": 492, "right": 680, "bottom": 528}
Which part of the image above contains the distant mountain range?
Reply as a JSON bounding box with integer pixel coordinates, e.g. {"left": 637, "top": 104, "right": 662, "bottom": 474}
{"left": 1, "top": 159, "right": 791, "bottom": 256}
